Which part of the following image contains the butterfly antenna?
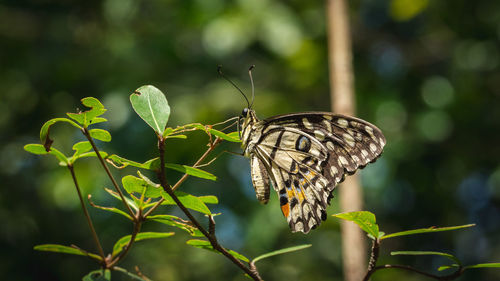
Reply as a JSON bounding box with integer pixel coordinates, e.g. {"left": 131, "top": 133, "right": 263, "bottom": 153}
{"left": 217, "top": 65, "right": 250, "bottom": 108}
{"left": 248, "top": 65, "right": 255, "bottom": 109}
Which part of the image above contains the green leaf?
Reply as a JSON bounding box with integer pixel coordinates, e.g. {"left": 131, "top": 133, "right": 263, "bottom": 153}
{"left": 67, "top": 97, "right": 107, "bottom": 127}
{"left": 112, "top": 232, "right": 174, "bottom": 257}
{"left": 103, "top": 188, "right": 139, "bottom": 213}
{"left": 165, "top": 134, "right": 187, "bottom": 139}
{"left": 73, "top": 141, "right": 92, "bottom": 156}
{"left": 130, "top": 85, "right": 170, "bottom": 135}
{"left": 69, "top": 141, "right": 93, "bottom": 163}
{"left": 24, "top": 144, "right": 50, "bottom": 155}
{"left": 89, "top": 129, "right": 111, "bottom": 142}
{"left": 464, "top": 263, "right": 500, "bottom": 269}
{"left": 106, "top": 154, "right": 145, "bottom": 169}
{"left": 141, "top": 158, "right": 161, "bottom": 170}
{"left": 438, "top": 265, "right": 459, "bottom": 271}
{"left": 252, "top": 244, "right": 312, "bottom": 264}
{"left": 106, "top": 155, "right": 216, "bottom": 181}
{"left": 391, "top": 251, "right": 461, "bottom": 265}
{"left": 198, "top": 195, "right": 218, "bottom": 204}
{"left": 228, "top": 250, "right": 249, "bottom": 263}
{"left": 332, "top": 211, "right": 380, "bottom": 239}
{"left": 81, "top": 97, "right": 106, "bottom": 120}
{"left": 186, "top": 239, "right": 249, "bottom": 262}
{"left": 24, "top": 144, "right": 69, "bottom": 166}
{"left": 148, "top": 215, "right": 203, "bottom": 237}
{"left": 208, "top": 128, "right": 241, "bottom": 142}
{"left": 168, "top": 123, "right": 240, "bottom": 142}
{"left": 82, "top": 269, "right": 111, "bottom": 281}
{"left": 89, "top": 198, "right": 133, "bottom": 221}
{"left": 162, "top": 191, "right": 212, "bottom": 215}
{"left": 381, "top": 224, "right": 475, "bottom": 240}
{"left": 113, "top": 266, "right": 150, "bottom": 281}
{"left": 34, "top": 244, "right": 102, "bottom": 261}
{"left": 40, "top": 117, "right": 81, "bottom": 151}
{"left": 141, "top": 158, "right": 217, "bottom": 180}
{"left": 164, "top": 163, "right": 217, "bottom": 181}
{"left": 76, "top": 151, "right": 109, "bottom": 160}
{"left": 122, "top": 174, "right": 163, "bottom": 198}
{"left": 226, "top": 131, "right": 241, "bottom": 142}
{"left": 90, "top": 117, "right": 107, "bottom": 125}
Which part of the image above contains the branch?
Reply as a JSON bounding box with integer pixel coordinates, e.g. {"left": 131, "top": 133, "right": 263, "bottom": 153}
{"left": 363, "top": 239, "right": 464, "bottom": 281}
{"left": 82, "top": 127, "right": 135, "bottom": 218}
{"left": 367, "top": 239, "right": 380, "bottom": 273}
{"left": 363, "top": 239, "right": 380, "bottom": 281}
{"left": 370, "top": 264, "right": 464, "bottom": 280}
{"left": 68, "top": 164, "right": 106, "bottom": 261}
{"left": 142, "top": 137, "right": 223, "bottom": 218}
{"left": 155, "top": 136, "right": 263, "bottom": 281}
{"left": 108, "top": 215, "right": 143, "bottom": 268}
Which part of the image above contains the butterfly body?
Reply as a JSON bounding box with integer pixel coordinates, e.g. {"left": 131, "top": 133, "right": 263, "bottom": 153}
{"left": 239, "top": 108, "right": 386, "bottom": 234}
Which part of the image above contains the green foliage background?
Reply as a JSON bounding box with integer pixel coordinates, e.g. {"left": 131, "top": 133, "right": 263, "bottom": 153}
{"left": 1, "top": 0, "right": 499, "bottom": 280}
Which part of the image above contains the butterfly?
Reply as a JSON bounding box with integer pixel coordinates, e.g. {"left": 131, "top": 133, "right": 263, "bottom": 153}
{"left": 222, "top": 66, "right": 386, "bottom": 233}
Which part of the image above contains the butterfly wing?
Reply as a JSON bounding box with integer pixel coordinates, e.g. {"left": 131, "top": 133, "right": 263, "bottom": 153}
{"left": 251, "top": 112, "right": 386, "bottom": 233}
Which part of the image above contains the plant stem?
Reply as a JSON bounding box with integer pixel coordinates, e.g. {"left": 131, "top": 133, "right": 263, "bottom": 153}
{"left": 370, "top": 264, "right": 464, "bottom": 280}
{"left": 172, "top": 137, "right": 223, "bottom": 191}
{"left": 363, "top": 239, "right": 464, "bottom": 280}
{"left": 367, "top": 239, "right": 380, "bottom": 273}
{"left": 108, "top": 214, "right": 143, "bottom": 268}
{"left": 156, "top": 137, "right": 262, "bottom": 281}
{"left": 142, "top": 137, "right": 223, "bottom": 218}
{"left": 82, "top": 127, "right": 135, "bottom": 218}
{"left": 68, "top": 164, "right": 106, "bottom": 261}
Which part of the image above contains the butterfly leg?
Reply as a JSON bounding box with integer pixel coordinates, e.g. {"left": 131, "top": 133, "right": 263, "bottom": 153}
{"left": 194, "top": 150, "right": 244, "bottom": 168}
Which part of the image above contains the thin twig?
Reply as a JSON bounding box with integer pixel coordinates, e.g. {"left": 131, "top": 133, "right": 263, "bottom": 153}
{"left": 108, "top": 214, "right": 143, "bottom": 268}
{"left": 363, "top": 239, "right": 464, "bottom": 281}
{"left": 68, "top": 164, "right": 106, "bottom": 261}
{"left": 82, "top": 127, "right": 135, "bottom": 218}
{"left": 156, "top": 137, "right": 262, "bottom": 281}
{"left": 369, "top": 264, "right": 464, "bottom": 280}
{"left": 142, "top": 137, "right": 223, "bottom": 218}
{"left": 172, "top": 137, "right": 223, "bottom": 191}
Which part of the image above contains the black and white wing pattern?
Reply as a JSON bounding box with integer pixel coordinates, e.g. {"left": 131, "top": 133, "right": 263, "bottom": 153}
{"left": 240, "top": 110, "right": 386, "bottom": 233}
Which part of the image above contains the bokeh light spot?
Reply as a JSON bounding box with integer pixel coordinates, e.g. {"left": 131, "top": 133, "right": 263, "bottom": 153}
{"left": 103, "top": 0, "right": 138, "bottom": 25}
{"left": 487, "top": 167, "right": 500, "bottom": 200}
{"left": 259, "top": 4, "right": 303, "bottom": 57}
{"left": 361, "top": 158, "right": 389, "bottom": 190}
{"left": 52, "top": 175, "right": 79, "bottom": 210}
{"left": 454, "top": 40, "right": 499, "bottom": 71}
{"left": 389, "top": 0, "right": 429, "bottom": 21}
{"left": 421, "top": 76, "right": 454, "bottom": 108}
{"left": 370, "top": 42, "right": 406, "bottom": 79}
{"left": 203, "top": 16, "right": 253, "bottom": 57}
{"left": 103, "top": 92, "right": 131, "bottom": 130}
{"left": 376, "top": 100, "right": 407, "bottom": 133}
{"left": 458, "top": 173, "right": 491, "bottom": 212}
{"left": 416, "top": 110, "right": 453, "bottom": 142}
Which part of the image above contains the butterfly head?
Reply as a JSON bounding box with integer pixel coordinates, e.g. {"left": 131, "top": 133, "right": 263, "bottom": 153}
{"left": 241, "top": 107, "right": 249, "bottom": 118}
{"left": 239, "top": 107, "right": 259, "bottom": 149}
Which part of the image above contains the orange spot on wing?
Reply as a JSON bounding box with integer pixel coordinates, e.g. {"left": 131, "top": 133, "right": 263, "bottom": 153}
{"left": 281, "top": 203, "right": 290, "bottom": 218}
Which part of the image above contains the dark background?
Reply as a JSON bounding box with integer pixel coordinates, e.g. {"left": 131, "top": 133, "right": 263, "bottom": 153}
{"left": 1, "top": 0, "right": 499, "bottom": 280}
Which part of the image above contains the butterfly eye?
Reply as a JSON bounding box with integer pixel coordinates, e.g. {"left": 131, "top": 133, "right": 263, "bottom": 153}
{"left": 241, "top": 108, "right": 249, "bottom": 117}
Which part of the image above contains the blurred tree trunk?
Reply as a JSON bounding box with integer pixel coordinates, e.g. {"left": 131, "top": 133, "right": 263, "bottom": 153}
{"left": 326, "top": 1, "right": 367, "bottom": 281}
